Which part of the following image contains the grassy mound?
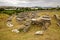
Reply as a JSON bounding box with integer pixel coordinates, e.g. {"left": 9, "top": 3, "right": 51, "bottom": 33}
{"left": 0, "top": 10, "right": 60, "bottom": 40}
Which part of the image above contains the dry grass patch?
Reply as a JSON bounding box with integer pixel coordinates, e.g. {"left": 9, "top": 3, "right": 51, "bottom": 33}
{"left": 0, "top": 10, "right": 60, "bottom": 40}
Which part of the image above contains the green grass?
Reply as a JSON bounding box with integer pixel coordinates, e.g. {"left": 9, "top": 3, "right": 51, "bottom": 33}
{"left": 2, "top": 10, "right": 15, "bottom": 15}
{"left": 0, "top": 10, "right": 60, "bottom": 40}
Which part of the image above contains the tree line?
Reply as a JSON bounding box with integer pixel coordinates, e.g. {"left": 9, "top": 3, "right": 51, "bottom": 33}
{"left": 0, "top": 7, "right": 60, "bottom": 15}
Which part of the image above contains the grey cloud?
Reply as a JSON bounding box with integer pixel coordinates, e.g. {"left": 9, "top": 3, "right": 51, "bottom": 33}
{"left": 0, "top": 0, "right": 60, "bottom": 7}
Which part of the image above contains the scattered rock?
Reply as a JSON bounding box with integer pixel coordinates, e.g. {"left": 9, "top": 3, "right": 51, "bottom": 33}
{"left": 7, "top": 22, "right": 13, "bottom": 27}
{"left": 12, "top": 29, "right": 20, "bottom": 33}
{"left": 35, "top": 31, "right": 44, "bottom": 35}
{"left": 53, "top": 14, "right": 60, "bottom": 26}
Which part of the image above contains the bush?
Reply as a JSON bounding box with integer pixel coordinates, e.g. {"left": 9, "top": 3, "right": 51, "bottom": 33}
{"left": 0, "top": 8, "right": 5, "bottom": 13}
{"left": 2, "top": 10, "right": 15, "bottom": 15}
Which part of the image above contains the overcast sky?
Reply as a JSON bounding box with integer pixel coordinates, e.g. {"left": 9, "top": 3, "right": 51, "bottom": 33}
{"left": 0, "top": 0, "right": 60, "bottom": 7}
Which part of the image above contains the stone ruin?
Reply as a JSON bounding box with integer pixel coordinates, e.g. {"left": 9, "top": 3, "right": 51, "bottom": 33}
{"left": 31, "top": 15, "right": 51, "bottom": 30}
{"left": 16, "top": 11, "right": 38, "bottom": 21}
{"left": 7, "top": 11, "right": 51, "bottom": 34}
{"left": 18, "top": 19, "right": 32, "bottom": 32}
{"left": 15, "top": 11, "right": 51, "bottom": 33}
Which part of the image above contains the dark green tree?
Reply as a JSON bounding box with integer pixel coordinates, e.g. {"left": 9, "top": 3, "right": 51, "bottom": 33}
{"left": 0, "top": 8, "right": 5, "bottom": 13}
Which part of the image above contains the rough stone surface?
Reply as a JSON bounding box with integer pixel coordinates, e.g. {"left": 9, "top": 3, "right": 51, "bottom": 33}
{"left": 35, "top": 31, "right": 44, "bottom": 35}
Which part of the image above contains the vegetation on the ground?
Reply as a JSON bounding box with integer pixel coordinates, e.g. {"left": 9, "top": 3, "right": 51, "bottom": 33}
{"left": 0, "top": 10, "right": 60, "bottom": 40}
{"left": 0, "top": 7, "right": 60, "bottom": 15}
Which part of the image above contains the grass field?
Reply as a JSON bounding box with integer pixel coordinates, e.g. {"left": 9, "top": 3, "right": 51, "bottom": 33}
{"left": 0, "top": 10, "right": 60, "bottom": 40}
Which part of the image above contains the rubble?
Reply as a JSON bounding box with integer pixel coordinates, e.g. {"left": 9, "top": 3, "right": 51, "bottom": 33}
{"left": 7, "top": 11, "right": 52, "bottom": 34}
{"left": 31, "top": 15, "right": 51, "bottom": 30}
{"left": 18, "top": 20, "right": 31, "bottom": 32}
